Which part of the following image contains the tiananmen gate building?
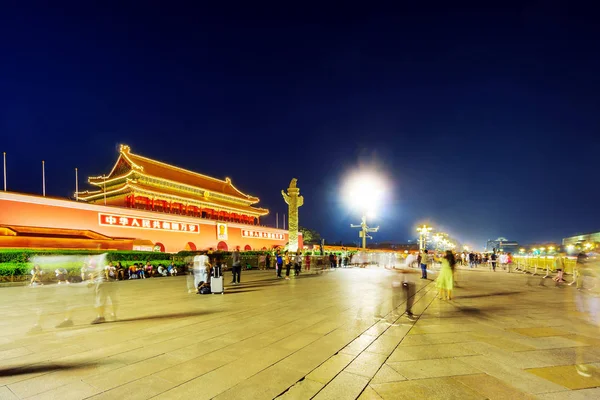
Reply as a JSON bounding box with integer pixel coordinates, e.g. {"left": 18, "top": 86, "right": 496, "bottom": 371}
{"left": 0, "top": 145, "right": 296, "bottom": 253}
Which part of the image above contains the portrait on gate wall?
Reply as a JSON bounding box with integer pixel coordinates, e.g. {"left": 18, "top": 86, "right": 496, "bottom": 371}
{"left": 217, "top": 223, "right": 228, "bottom": 241}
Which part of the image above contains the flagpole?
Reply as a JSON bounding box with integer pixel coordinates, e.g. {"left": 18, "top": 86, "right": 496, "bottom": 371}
{"left": 75, "top": 168, "right": 78, "bottom": 201}
{"left": 276, "top": 212, "right": 279, "bottom": 229}
{"left": 42, "top": 160, "right": 46, "bottom": 197}
{"left": 3, "top": 152, "right": 6, "bottom": 192}
{"left": 283, "top": 214, "right": 286, "bottom": 230}
{"left": 103, "top": 175, "right": 107, "bottom": 205}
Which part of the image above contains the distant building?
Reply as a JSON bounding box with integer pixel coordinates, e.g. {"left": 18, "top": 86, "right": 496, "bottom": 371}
{"left": 485, "top": 237, "right": 519, "bottom": 253}
{"left": 368, "top": 242, "right": 419, "bottom": 252}
{"left": 562, "top": 232, "right": 600, "bottom": 247}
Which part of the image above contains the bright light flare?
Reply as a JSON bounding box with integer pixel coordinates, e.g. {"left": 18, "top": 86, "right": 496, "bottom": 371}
{"left": 344, "top": 171, "right": 387, "bottom": 213}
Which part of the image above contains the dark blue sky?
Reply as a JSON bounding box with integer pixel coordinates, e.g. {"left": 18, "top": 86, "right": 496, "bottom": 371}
{"left": 1, "top": 2, "right": 599, "bottom": 249}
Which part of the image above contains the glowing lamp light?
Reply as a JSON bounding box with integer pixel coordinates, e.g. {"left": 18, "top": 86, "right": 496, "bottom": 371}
{"left": 584, "top": 243, "right": 593, "bottom": 250}
{"left": 344, "top": 172, "right": 386, "bottom": 213}
{"left": 566, "top": 244, "right": 575, "bottom": 252}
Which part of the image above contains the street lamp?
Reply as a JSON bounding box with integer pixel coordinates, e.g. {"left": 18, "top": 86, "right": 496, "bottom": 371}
{"left": 416, "top": 225, "right": 433, "bottom": 251}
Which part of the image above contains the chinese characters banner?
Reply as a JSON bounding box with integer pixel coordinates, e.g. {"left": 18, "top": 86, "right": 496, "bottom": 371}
{"left": 241, "top": 229, "right": 285, "bottom": 240}
{"left": 98, "top": 213, "right": 200, "bottom": 234}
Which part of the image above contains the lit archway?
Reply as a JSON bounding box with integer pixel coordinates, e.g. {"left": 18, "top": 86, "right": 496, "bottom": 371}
{"left": 244, "top": 245, "right": 252, "bottom": 251}
{"left": 185, "top": 242, "right": 197, "bottom": 251}
{"left": 154, "top": 242, "right": 165, "bottom": 252}
{"left": 217, "top": 241, "right": 228, "bottom": 251}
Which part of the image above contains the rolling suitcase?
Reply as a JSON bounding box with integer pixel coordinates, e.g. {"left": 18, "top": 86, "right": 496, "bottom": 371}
{"left": 211, "top": 264, "right": 224, "bottom": 294}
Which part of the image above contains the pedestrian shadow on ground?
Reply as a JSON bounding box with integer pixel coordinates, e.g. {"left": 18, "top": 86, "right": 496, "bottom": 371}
{"left": 455, "top": 291, "right": 524, "bottom": 299}
{"left": 0, "top": 362, "right": 104, "bottom": 377}
{"left": 112, "top": 310, "right": 220, "bottom": 323}
{"left": 222, "top": 289, "right": 260, "bottom": 294}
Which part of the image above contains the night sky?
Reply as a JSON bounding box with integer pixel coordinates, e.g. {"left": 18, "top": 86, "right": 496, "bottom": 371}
{"left": 1, "top": 2, "right": 599, "bottom": 249}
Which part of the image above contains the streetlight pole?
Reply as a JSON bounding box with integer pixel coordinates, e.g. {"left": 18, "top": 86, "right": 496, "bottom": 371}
{"left": 351, "top": 214, "right": 379, "bottom": 250}
{"left": 416, "top": 225, "right": 432, "bottom": 251}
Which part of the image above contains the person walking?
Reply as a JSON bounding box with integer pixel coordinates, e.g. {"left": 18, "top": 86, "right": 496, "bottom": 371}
{"left": 304, "top": 252, "right": 311, "bottom": 271}
{"left": 265, "top": 253, "right": 271, "bottom": 271}
{"left": 490, "top": 252, "right": 497, "bottom": 272}
{"left": 420, "top": 250, "right": 429, "bottom": 279}
{"left": 553, "top": 252, "right": 567, "bottom": 284}
{"left": 231, "top": 247, "right": 241, "bottom": 284}
{"left": 329, "top": 253, "right": 335, "bottom": 269}
{"left": 436, "top": 250, "right": 455, "bottom": 300}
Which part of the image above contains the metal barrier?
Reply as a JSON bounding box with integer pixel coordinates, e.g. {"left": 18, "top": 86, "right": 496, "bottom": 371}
{"left": 513, "top": 256, "right": 576, "bottom": 276}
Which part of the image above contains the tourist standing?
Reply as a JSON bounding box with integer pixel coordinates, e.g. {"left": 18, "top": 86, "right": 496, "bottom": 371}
{"left": 284, "top": 251, "right": 292, "bottom": 280}
{"left": 329, "top": 253, "right": 335, "bottom": 269}
{"left": 276, "top": 251, "right": 283, "bottom": 278}
{"left": 436, "top": 250, "right": 455, "bottom": 300}
{"left": 294, "top": 251, "right": 302, "bottom": 276}
{"left": 265, "top": 253, "right": 271, "bottom": 270}
{"left": 231, "top": 248, "right": 241, "bottom": 284}
{"left": 420, "top": 250, "right": 429, "bottom": 279}
{"left": 304, "top": 252, "right": 311, "bottom": 271}
{"left": 490, "top": 252, "right": 497, "bottom": 272}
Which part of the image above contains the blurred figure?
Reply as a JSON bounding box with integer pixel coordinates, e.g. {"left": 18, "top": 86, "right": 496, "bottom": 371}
{"left": 30, "top": 265, "right": 44, "bottom": 286}
{"left": 145, "top": 261, "right": 154, "bottom": 278}
{"left": 553, "top": 252, "right": 567, "bottom": 284}
{"left": 405, "top": 252, "right": 416, "bottom": 269}
{"left": 55, "top": 267, "right": 69, "bottom": 284}
{"left": 304, "top": 252, "right": 311, "bottom": 271}
{"left": 436, "top": 250, "right": 455, "bottom": 300}
{"left": 168, "top": 261, "right": 178, "bottom": 276}
{"left": 105, "top": 261, "right": 117, "bottom": 281}
{"left": 570, "top": 252, "right": 589, "bottom": 289}
{"left": 190, "top": 253, "right": 210, "bottom": 293}
{"left": 90, "top": 258, "right": 118, "bottom": 324}
{"left": 157, "top": 264, "right": 168, "bottom": 277}
{"left": 116, "top": 262, "right": 125, "bottom": 280}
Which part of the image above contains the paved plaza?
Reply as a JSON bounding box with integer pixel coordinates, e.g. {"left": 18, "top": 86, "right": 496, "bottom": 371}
{"left": 1, "top": 267, "right": 600, "bottom": 399}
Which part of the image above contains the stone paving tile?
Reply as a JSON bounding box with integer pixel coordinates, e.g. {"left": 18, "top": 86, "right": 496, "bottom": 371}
{"left": 312, "top": 371, "right": 370, "bottom": 400}
{"left": 214, "top": 364, "right": 305, "bottom": 400}
{"left": 536, "top": 388, "right": 600, "bottom": 399}
{"left": 0, "top": 387, "right": 18, "bottom": 400}
{"left": 452, "top": 373, "right": 537, "bottom": 399}
{"left": 305, "top": 353, "right": 355, "bottom": 384}
{"left": 511, "top": 327, "right": 572, "bottom": 337}
{"left": 387, "top": 358, "right": 478, "bottom": 379}
{"left": 370, "top": 364, "right": 407, "bottom": 384}
{"left": 398, "top": 331, "right": 477, "bottom": 346}
{"left": 457, "top": 355, "right": 568, "bottom": 394}
{"left": 26, "top": 380, "right": 100, "bottom": 400}
{"left": 526, "top": 364, "right": 600, "bottom": 390}
{"left": 277, "top": 378, "right": 323, "bottom": 399}
{"left": 387, "top": 342, "right": 476, "bottom": 362}
{"left": 86, "top": 376, "right": 175, "bottom": 400}
{"left": 357, "top": 385, "right": 383, "bottom": 399}
{"left": 370, "top": 377, "right": 485, "bottom": 400}
{"left": 344, "top": 351, "right": 388, "bottom": 378}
